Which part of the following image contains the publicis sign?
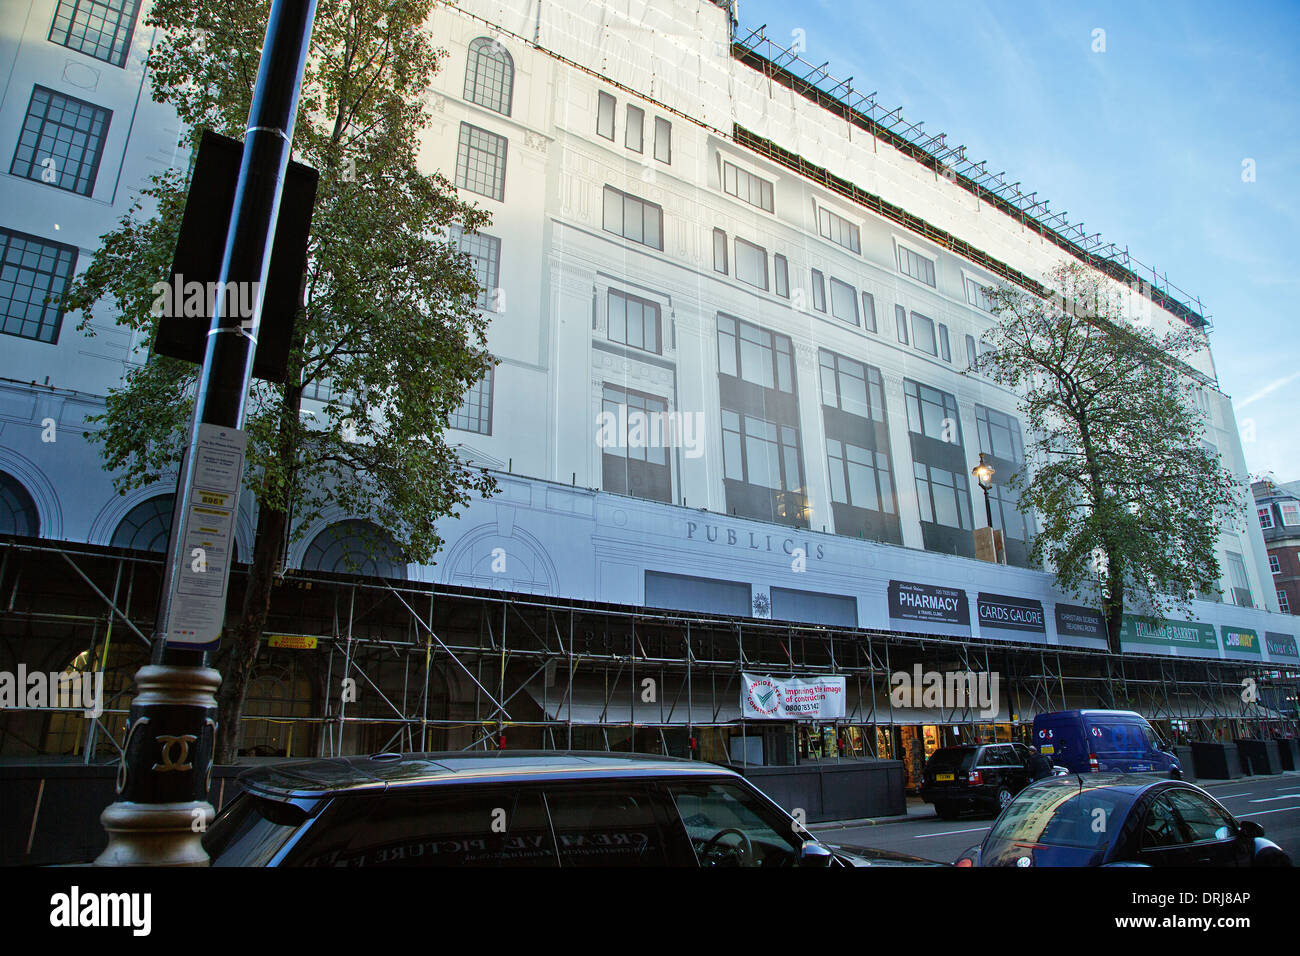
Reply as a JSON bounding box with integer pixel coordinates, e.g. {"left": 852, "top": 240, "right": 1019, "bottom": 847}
{"left": 741, "top": 674, "right": 845, "bottom": 720}
{"left": 1265, "top": 631, "right": 1300, "bottom": 662}
{"left": 1054, "top": 603, "right": 1108, "bottom": 647}
{"left": 977, "top": 593, "right": 1046, "bottom": 639}
{"left": 1119, "top": 616, "right": 1218, "bottom": 656}
{"left": 888, "top": 580, "right": 970, "bottom": 639}
{"left": 1220, "top": 625, "right": 1262, "bottom": 656}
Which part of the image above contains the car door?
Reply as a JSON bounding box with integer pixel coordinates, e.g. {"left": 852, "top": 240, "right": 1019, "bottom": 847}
{"left": 1010, "top": 744, "right": 1035, "bottom": 790}
{"left": 1165, "top": 788, "right": 1253, "bottom": 867}
{"left": 541, "top": 781, "right": 688, "bottom": 866}
{"left": 1132, "top": 792, "right": 1200, "bottom": 866}
{"left": 658, "top": 778, "right": 806, "bottom": 867}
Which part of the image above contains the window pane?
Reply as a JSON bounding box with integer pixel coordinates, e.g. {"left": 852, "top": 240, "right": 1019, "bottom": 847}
{"left": 625, "top": 105, "right": 644, "bottom": 151}
{"left": 654, "top": 116, "right": 671, "bottom": 163}
{"left": 774, "top": 254, "right": 789, "bottom": 297}
{"left": 895, "top": 305, "right": 908, "bottom": 344}
{"left": 829, "top": 278, "right": 858, "bottom": 325}
{"left": 455, "top": 123, "right": 507, "bottom": 201}
{"left": 939, "top": 324, "right": 951, "bottom": 362}
{"left": 861, "top": 292, "right": 876, "bottom": 331}
{"left": 735, "top": 238, "right": 768, "bottom": 289}
{"left": 49, "top": 0, "right": 141, "bottom": 68}
{"left": 912, "top": 312, "right": 937, "bottom": 355}
{"left": 811, "top": 270, "right": 826, "bottom": 312}
{"left": 11, "top": 86, "right": 112, "bottom": 196}
{"left": 597, "top": 91, "right": 615, "bottom": 139}
{"left": 714, "top": 229, "right": 728, "bottom": 274}
{"left": 0, "top": 227, "right": 76, "bottom": 344}
{"left": 464, "top": 37, "right": 514, "bottom": 116}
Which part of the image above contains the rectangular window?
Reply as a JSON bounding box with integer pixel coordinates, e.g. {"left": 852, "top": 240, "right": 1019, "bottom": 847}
{"left": 722, "top": 160, "right": 774, "bottom": 213}
{"left": 49, "top": 0, "right": 141, "bottom": 68}
{"left": 722, "top": 410, "right": 802, "bottom": 492}
{"left": 861, "top": 292, "right": 877, "bottom": 332}
{"left": 1279, "top": 590, "right": 1291, "bottom": 614}
{"left": 895, "top": 305, "right": 908, "bottom": 344}
{"left": 1226, "top": 551, "right": 1253, "bottom": 608}
{"left": 654, "top": 116, "right": 671, "bottom": 163}
{"left": 455, "top": 122, "right": 507, "bottom": 201}
{"left": 713, "top": 229, "right": 728, "bottom": 274}
{"left": 1258, "top": 507, "right": 1275, "bottom": 530}
{"left": 1270, "top": 555, "right": 1282, "bottom": 574}
{"left": 596, "top": 91, "right": 615, "bottom": 140}
{"left": 625, "top": 105, "right": 644, "bottom": 152}
{"left": 905, "top": 379, "right": 961, "bottom": 443}
{"left": 912, "top": 312, "right": 937, "bottom": 356}
{"left": 451, "top": 226, "right": 501, "bottom": 311}
{"left": 975, "top": 405, "right": 1024, "bottom": 462}
{"left": 898, "top": 245, "right": 937, "bottom": 286}
{"left": 914, "top": 462, "right": 972, "bottom": 530}
{"left": 0, "top": 227, "right": 77, "bottom": 344}
{"left": 818, "top": 350, "right": 885, "bottom": 423}
{"left": 939, "top": 323, "right": 951, "bottom": 362}
{"left": 774, "top": 254, "right": 789, "bottom": 298}
{"left": 602, "top": 384, "right": 671, "bottom": 502}
{"left": 734, "top": 238, "right": 768, "bottom": 290}
{"left": 966, "top": 334, "right": 978, "bottom": 369}
{"left": 965, "top": 276, "right": 995, "bottom": 311}
{"left": 607, "top": 289, "right": 662, "bottom": 354}
{"left": 717, "top": 315, "right": 793, "bottom": 393}
{"left": 11, "top": 86, "right": 111, "bottom": 196}
{"left": 827, "top": 439, "right": 894, "bottom": 513}
{"left": 829, "top": 277, "right": 858, "bottom": 326}
{"left": 810, "top": 270, "right": 826, "bottom": 312}
{"left": 817, "top": 207, "right": 860, "bottom": 253}
{"left": 449, "top": 366, "right": 493, "bottom": 434}
{"left": 1281, "top": 502, "right": 1300, "bottom": 526}
{"left": 603, "top": 185, "right": 663, "bottom": 250}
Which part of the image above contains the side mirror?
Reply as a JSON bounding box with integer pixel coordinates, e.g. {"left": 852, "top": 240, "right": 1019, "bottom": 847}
{"left": 1239, "top": 820, "right": 1264, "bottom": 839}
{"left": 800, "top": 841, "right": 835, "bottom": 867}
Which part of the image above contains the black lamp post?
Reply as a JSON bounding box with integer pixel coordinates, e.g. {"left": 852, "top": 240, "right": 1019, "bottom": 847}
{"left": 972, "top": 453, "right": 995, "bottom": 528}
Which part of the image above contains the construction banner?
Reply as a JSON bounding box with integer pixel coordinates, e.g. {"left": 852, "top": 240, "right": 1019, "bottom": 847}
{"left": 741, "top": 674, "right": 846, "bottom": 720}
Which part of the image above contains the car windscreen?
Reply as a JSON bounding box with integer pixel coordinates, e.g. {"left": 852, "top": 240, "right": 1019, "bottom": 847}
{"left": 1088, "top": 720, "right": 1155, "bottom": 755}
{"left": 925, "top": 749, "right": 975, "bottom": 773}
{"left": 203, "top": 793, "right": 311, "bottom": 866}
{"left": 981, "top": 784, "right": 1137, "bottom": 866}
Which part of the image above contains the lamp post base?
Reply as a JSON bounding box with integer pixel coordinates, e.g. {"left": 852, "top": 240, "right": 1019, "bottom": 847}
{"left": 95, "top": 801, "right": 216, "bottom": 867}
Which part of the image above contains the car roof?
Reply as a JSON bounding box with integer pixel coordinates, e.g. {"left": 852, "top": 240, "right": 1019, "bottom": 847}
{"left": 238, "top": 750, "right": 744, "bottom": 799}
{"left": 1035, "top": 710, "right": 1144, "bottom": 720}
{"left": 1026, "top": 772, "right": 1185, "bottom": 796}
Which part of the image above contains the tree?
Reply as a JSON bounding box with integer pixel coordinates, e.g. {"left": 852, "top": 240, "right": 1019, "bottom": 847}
{"left": 972, "top": 262, "right": 1241, "bottom": 653}
{"left": 65, "top": 0, "right": 497, "bottom": 761}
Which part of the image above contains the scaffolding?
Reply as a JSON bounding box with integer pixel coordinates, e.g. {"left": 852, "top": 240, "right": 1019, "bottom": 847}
{"left": 0, "top": 537, "right": 1294, "bottom": 766}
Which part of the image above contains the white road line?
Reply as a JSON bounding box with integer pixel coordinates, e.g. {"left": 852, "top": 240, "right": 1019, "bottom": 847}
{"left": 1238, "top": 806, "right": 1300, "bottom": 818}
{"left": 915, "top": 826, "right": 991, "bottom": 839}
{"left": 1248, "top": 795, "right": 1300, "bottom": 803}
{"left": 1215, "top": 792, "right": 1255, "bottom": 798}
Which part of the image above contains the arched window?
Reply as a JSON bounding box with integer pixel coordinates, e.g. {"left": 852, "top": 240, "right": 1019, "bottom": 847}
{"left": 0, "top": 471, "right": 40, "bottom": 536}
{"left": 464, "top": 37, "right": 513, "bottom": 116}
{"left": 301, "top": 519, "right": 407, "bottom": 580}
{"left": 111, "top": 494, "right": 174, "bottom": 552}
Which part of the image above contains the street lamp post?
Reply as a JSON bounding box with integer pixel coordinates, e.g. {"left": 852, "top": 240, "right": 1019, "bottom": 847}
{"left": 972, "top": 453, "right": 995, "bottom": 528}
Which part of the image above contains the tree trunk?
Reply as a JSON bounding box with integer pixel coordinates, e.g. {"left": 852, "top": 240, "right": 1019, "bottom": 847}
{"left": 1103, "top": 551, "right": 1124, "bottom": 655}
{"left": 215, "top": 503, "right": 288, "bottom": 762}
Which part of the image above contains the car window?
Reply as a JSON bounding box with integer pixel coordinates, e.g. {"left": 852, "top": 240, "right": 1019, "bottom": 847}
{"left": 981, "top": 746, "right": 1012, "bottom": 767}
{"left": 663, "top": 780, "right": 803, "bottom": 867}
{"left": 1141, "top": 796, "right": 1186, "bottom": 849}
{"left": 544, "top": 784, "right": 680, "bottom": 866}
{"left": 1167, "top": 789, "right": 1236, "bottom": 842}
{"left": 1091, "top": 722, "right": 1151, "bottom": 753}
{"left": 205, "top": 794, "right": 309, "bottom": 867}
{"left": 288, "top": 787, "right": 557, "bottom": 866}
{"left": 926, "top": 749, "right": 975, "bottom": 772}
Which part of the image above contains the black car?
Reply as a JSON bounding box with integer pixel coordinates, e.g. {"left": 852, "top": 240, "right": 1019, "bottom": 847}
{"left": 203, "top": 751, "right": 941, "bottom": 867}
{"left": 956, "top": 774, "right": 1292, "bottom": 867}
{"left": 920, "top": 742, "right": 1048, "bottom": 818}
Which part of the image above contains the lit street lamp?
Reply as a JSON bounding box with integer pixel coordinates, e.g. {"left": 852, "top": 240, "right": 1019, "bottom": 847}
{"left": 972, "top": 453, "right": 995, "bottom": 528}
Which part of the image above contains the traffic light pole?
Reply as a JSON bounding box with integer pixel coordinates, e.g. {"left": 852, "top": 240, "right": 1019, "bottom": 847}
{"left": 97, "top": 0, "right": 319, "bottom": 866}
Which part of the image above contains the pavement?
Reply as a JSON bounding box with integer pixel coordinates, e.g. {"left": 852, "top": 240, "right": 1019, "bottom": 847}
{"left": 807, "top": 770, "right": 1300, "bottom": 833}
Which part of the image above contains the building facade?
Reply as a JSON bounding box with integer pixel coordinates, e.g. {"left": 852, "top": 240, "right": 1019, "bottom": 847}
{"left": 1253, "top": 479, "right": 1300, "bottom": 617}
{"left": 1, "top": 0, "right": 1297, "bottom": 766}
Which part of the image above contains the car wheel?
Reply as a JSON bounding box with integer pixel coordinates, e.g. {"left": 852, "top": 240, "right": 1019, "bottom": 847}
{"left": 936, "top": 802, "right": 960, "bottom": 820}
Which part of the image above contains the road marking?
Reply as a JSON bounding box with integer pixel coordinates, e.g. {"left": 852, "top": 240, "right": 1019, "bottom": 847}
{"left": 1238, "top": 806, "right": 1300, "bottom": 818}
{"left": 915, "top": 826, "right": 991, "bottom": 838}
{"left": 1215, "top": 791, "right": 1255, "bottom": 798}
{"left": 1248, "top": 795, "right": 1300, "bottom": 803}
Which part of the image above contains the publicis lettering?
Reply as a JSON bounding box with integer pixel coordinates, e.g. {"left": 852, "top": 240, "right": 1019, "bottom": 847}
{"left": 686, "top": 521, "right": 824, "bottom": 560}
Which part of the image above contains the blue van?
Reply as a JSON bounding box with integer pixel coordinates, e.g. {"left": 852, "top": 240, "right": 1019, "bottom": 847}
{"left": 1031, "top": 710, "right": 1181, "bottom": 777}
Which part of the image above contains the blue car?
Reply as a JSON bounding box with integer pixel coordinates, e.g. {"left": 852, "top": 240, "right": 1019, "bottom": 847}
{"left": 1032, "top": 709, "right": 1181, "bottom": 777}
{"left": 956, "top": 774, "right": 1291, "bottom": 867}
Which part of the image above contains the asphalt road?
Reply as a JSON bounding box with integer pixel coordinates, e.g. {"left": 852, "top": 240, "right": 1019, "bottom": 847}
{"left": 810, "top": 771, "right": 1300, "bottom": 864}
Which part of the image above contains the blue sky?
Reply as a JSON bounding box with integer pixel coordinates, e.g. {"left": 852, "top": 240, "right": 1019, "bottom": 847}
{"left": 735, "top": 0, "right": 1300, "bottom": 480}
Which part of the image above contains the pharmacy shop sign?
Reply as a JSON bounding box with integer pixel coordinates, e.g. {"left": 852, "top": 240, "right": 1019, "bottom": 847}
{"left": 888, "top": 580, "right": 970, "bottom": 639}
{"left": 741, "top": 674, "right": 846, "bottom": 720}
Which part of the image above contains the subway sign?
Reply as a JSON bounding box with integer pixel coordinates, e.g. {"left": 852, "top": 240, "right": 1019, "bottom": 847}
{"left": 1220, "top": 626, "right": 1261, "bottom": 656}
